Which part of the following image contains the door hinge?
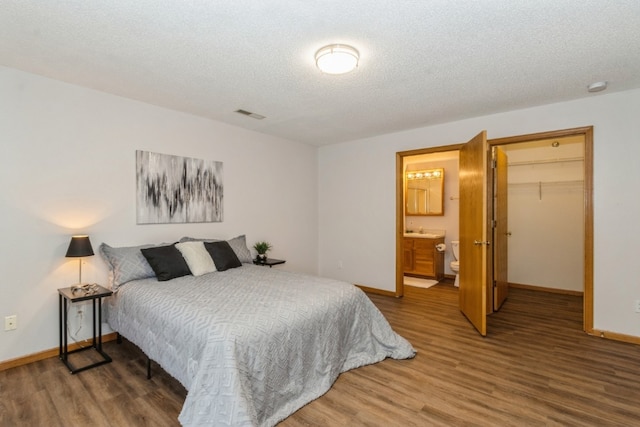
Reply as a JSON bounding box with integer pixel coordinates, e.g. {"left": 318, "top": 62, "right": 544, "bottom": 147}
{"left": 491, "top": 219, "right": 497, "bottom": 228}
{"left": 491, "top": 158, "right": 497, "bottom": 169}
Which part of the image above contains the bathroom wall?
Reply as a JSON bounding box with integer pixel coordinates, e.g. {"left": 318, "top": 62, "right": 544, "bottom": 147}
{"left": 404, "top": 154, "right": 459, "bottom": 276}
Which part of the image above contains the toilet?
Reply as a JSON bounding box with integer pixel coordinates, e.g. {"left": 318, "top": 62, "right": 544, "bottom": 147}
{"left": 450, "top": 240, "right": 460, "bottom": 287}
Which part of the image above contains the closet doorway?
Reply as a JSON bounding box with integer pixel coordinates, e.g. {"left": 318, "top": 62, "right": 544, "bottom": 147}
{"left": 395, "top": 126, "right": 594, "bottom": 335}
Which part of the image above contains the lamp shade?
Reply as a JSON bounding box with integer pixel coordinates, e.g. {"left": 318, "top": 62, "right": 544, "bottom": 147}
{"left": 65, "top": 235, "right": 94, "bottom": 258}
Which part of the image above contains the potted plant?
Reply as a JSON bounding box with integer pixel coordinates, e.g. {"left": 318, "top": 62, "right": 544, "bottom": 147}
{"left": 253, "top": 241, "right": 272, "bottom": 263}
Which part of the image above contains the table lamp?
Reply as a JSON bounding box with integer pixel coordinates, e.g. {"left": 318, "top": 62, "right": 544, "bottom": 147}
{"left": 65, "top": 235, "right": 94, "bottom": 287}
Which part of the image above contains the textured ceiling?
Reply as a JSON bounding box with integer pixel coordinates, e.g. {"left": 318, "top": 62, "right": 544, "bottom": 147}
{"left": 1, "top": 1, "right": 639, "bottom": 146}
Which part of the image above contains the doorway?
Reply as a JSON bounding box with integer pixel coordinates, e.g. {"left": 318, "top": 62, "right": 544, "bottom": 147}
{"left": 396, "top": 145, "right": 463, "bottom": 296}
{"left": 395, "top": 126, "right": 594, "bottom": 334}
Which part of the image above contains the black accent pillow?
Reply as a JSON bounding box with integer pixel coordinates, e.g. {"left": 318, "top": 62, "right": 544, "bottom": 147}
{"left": 204, "top": 241, "right": 242, "bottom": 271}
{"left": 141, "top": 244, "right": 191, "bottom": 281}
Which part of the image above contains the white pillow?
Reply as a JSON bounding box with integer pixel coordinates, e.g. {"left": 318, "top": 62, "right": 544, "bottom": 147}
{"left": 175, "top": 241, "right": 217, "bottom": 276}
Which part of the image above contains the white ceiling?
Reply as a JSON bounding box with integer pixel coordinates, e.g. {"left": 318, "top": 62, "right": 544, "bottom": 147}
{"left": 2, "top": 1, "right": 639, "bottom": 146}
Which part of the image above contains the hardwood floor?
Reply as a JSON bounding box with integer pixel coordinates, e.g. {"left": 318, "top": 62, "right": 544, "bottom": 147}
{"left": 1, "top": 284, "right": 639, "bottom": 426}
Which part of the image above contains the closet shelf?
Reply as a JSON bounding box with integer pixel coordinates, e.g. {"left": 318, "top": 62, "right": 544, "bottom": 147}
{"left": 508, "top": 157, "right": 583, "bottom": 167}
{"left": 508, "top": 179, "right": 583, "bottom": 186}
{"left": 508, "top": 180, "right": 583, "bottom": 201}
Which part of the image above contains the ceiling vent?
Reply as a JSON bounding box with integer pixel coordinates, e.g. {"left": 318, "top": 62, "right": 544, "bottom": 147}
{"left": 235, "top": 109, "right": 265, "bottom": 120}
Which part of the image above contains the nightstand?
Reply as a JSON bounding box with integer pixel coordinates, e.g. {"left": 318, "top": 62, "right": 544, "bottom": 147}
{"left": 253, "top": 258, "right": 286, "bottom": 268}
{"left": 58, "top": 284, "right": 113, "bottom": 374}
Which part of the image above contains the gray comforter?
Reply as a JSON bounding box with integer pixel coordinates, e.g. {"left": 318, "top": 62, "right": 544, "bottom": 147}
{"left": 107, "top": 264, "right": 415, "bottom": 426}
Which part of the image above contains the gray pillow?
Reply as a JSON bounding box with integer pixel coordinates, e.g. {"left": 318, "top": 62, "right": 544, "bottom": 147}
{"left": 179, "top": 236, "right": 220, "bottom": 243}
{"left": 226, "top": 235, "right": 253, "bottom": 263}
{"left": 100, "top": 243, "right": 156, "bottom": 291}
{"left": 180, "top": 235, "right": 253, "bottom": 263}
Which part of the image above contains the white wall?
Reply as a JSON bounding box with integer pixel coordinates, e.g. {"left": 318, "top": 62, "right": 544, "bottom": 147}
{"left": 0, "top": 67, "right": 319, "bottom": 363}
{"left": 508, "top": 182, "right": 584, "bottom": 291}
{"left": 319, "top": 88, "right": 640, "bottom": 338}
{"left": 506, "top": 140, "right": 585, "bottom": 292}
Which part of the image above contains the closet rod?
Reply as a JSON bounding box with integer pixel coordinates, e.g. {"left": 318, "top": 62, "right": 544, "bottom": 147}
{"left": 508, "top": 179, "right": 583, "bottom": 186}
{"left": 508, "top": 157, "right": 583, "bottom": 167}
{"left": 509, "top": 180, "right": 583, "bottom": 201}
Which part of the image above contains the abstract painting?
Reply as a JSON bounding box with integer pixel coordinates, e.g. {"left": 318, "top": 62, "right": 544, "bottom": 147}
{"left": 136, "top": 150, "right": 223, "bottom": 224}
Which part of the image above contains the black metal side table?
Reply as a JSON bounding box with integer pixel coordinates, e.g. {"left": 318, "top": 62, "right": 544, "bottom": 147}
{"left": 253, "top": 258, "right": 286, "bottom": 268}
{"left": 58, "top": 284, "right": 113, "bottom": 374}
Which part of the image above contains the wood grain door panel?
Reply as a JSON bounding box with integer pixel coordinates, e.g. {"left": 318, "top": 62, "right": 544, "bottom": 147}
{"left": 493, "top": 146, "right": 509, "bottom": 310}
{"left": 459, "top": 131, "right": 488, "bottom": 336}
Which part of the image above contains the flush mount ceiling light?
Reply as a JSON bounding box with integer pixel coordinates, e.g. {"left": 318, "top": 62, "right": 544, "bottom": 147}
{"left": 315, "top": 44, "right": 359, "bottom": 75}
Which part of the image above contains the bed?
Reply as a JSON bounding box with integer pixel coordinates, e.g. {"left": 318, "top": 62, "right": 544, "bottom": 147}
{"left": 101, "top": 237, "right": 416, "bottom": 426}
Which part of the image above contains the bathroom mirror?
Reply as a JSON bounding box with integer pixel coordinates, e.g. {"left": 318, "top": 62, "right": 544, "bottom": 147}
{"left": 405, "top": 168, "right": 444, "bottom": 216}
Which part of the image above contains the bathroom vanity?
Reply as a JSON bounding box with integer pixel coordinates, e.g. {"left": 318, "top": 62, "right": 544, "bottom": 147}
{"left": 403, "top": 234, "right": 445, "bottom": 280}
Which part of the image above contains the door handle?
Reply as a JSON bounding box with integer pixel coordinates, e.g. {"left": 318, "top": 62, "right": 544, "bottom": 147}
{"left": 474, "top": 240, "right": 491, "bottom": 246}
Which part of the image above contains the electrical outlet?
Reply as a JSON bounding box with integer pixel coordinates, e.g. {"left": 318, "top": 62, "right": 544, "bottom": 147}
{"left": 635, "top": 300, "right": 640, "bottom": 313}
{"left": 5, "top": 315, "right": 17, "bottom": 331}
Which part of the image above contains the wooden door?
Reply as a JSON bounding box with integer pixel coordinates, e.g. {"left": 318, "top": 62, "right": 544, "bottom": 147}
{"left": 459, "top": 131, "right": 489, "bottom": 336}
{"left": 493, "top": 146, "right": 509, "bottom": 310}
